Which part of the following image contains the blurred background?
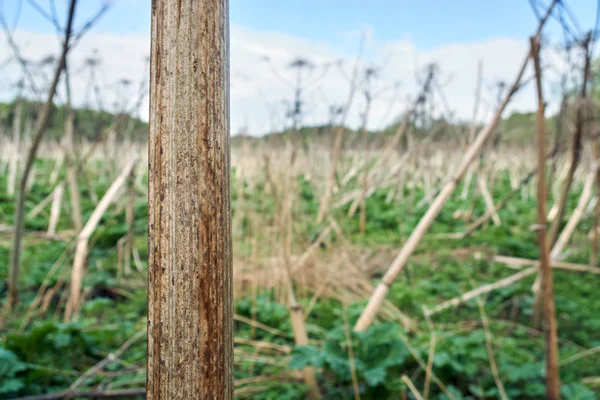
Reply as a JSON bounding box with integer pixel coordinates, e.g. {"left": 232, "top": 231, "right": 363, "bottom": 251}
{"left": 1, "top": 0, "right": 600, "bottom": 398}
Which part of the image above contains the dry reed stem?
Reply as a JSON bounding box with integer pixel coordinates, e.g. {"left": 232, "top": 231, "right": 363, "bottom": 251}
{"left": 476, "top": 297, "right": 509, "bottom": 400}
{"left": 65, "top": 157, "right": 137, "bottom": 321}
{"left": 67, "top": 329, "right": 146, "bottom": 395}
{"left": 316, "top": 37, "right": 365, "bottom": 223}
{"left": 343, "top": 309, "right": 361, "bottom": 400}
{"left": 47, "top": 183, "right": 64, "bottom": 235}
{"left": 353, "top": 3, "right": 560, "bottom": 330}
{"left": 560, "top": 346, "right": 600, "bottom": 366}
{"left": 477, "top": 173, "right": 501, "bottom": 226}
{"left": 401, "top": 375, "right": 424, "bottom": 400}
{"left": 494, "top": 255, "right": 600, "bottom": 275}
{"left": 64, "top": 110, "right": 83, "bottom": 232}
{"left": 422, "top": 310, "right": 436, "bottom": 400}
{"left": 424, "top": 267, "right": 537, "bottom": 317}
{"left": 7, "top": 100, "right": 22, "bottom": 197}
{"left": 355, "top": 51, "right": 532, "bottom": 331}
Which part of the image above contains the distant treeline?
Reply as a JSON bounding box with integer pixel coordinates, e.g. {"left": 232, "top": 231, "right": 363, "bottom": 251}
{"left": 0, "top": 98, "right": 554, "bottom": 148}
{"left": 233, "top": 111, "right": 552, "bottom": 150}
{"left": 0, "top": 99, "right": 148, "bottom": 142}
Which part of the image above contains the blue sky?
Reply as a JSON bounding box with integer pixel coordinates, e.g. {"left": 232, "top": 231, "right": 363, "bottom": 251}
{"left": 3, "top": 0, "right": 597, "bottom": 49}
{"left": 1, "top": 0, "right": 598, "bottom": 133}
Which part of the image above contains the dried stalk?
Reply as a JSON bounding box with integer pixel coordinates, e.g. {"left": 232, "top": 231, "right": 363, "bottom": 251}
{"left": 8, "top": 0, "right": 78, "bottom": 308}
{"left": 462, "top": 167, "right": 537, "bottom": 237}
{"left": 494, "top": 255, "right": 600, "bottom": 275}
{"left": 476, "top": 297, "right": 509, "bottom": 400}
{"left": 547, "top": 34, "right": 592, "bottom": 247}
{"left": 342, "top": 309, "right": 361, "bottom": 400}
{"left": 47, "top": 182, "right": 64, "bottom": 235}
{"left": 422, "top": 311, "right": 436, "bottom": 400}
{"left": 64, "top": 109, "right": 83, "bottom": 231}
{"left": 65, "top": 157, "right": 137, "bottom": 321}
{"left": 27, "top": 186, "right": 59, "bottom": 219}
{"left": 124, "top": 172, "right": 135, "bottom": 276}
{"left": 477, "top": 172, "right": 501, "bottom": 226}
{"left": 147, "top": 3, "right": 233, "bottom": 395}
{"left": 7, "top": 100, "right": 22, "bottom": 197}
{"left": 316, "top": 39, "right": 364, "bottom": 223}
{"left": 67, "top": 329, "right": 146, "bottom": 394}
{"left": 401, "top": 375, "right": 424, "bottom": 400}
{"left": 532, "top": 168, "right": 596, "bottom": 322}
{"left": 353, "top": 1, "right": 557, "bottom": 331}
{"left": 424, "top": 267, "right": 537, "bottom": 317}
{"left": 281, "top": 168, "right": 321, "bottom": 398}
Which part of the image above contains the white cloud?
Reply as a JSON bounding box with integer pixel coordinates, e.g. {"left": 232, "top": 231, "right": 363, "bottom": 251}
{"left": 1, "top": 25, "right": 570, "bottom": 136}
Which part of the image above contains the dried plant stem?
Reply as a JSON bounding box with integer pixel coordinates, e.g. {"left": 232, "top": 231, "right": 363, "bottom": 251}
{"left": 47, "top": 182, "right": 64, "bottom": 235}
{"left": 547, "top": 35, "right": 592, "bottom": 248}
{"left": 64, "top": 109, "right": 83, "bottom": 232}
{"left": 494, "top": 255, "right": 600, "bottom": 275}
{"left": 316, "top": 38, "right": 364, "bottom": 223}
{"left": 462, "top": 167, "right": 537, "bottom": 237}
{"left": 147, "top": 2, "right": 233, "bottom": 397}
{"left": 7, "top": 100, "right": 22, "bottom": 197}
{"left": 123, "top": 172, "right": 135, "bottom": 276}
{"left": 65, "top": 157, "right": 137, "bottom": 321}
{"left": 476, "top": 297, "right": 509, "bottom": 400}
{"left": 353, "top": 3, "right": 557, "bottom": 331}
{"left": 422, "top": 311, "right": 436, "bottom": 400}
{"left": 532, "top": 36, "right": 560, "bottom": 398}
{"left": 281, "top": 157, "right": 321, "bottom": 398}
{"left": 477, "top": 172, "right": 501, "bottom": 226}
{"left": 342, "top": 309, "right": 361, "bottom": 400}
{"left": 401, "top": 375, "right": 424, "bottom": 400}
{"left": 9, "top": 0, "right": 78, "bottom": 308}
{"left": 424, "top": 267, "right": 537, "bottom": 317}
{"left": 68, "top": 329, "right": 146, "bottom": 393}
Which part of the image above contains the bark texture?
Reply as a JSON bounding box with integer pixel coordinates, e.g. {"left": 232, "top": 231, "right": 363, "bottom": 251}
{"left": 147, "top": 1, "right": 233, "bottom": 399}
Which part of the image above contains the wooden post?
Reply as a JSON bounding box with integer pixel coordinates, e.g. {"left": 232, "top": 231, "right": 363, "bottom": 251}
{"left": 147, "top": 1, "right": 233, "bottom": 399}
{"left": 531, "top": 36, "right": 560, "bottom": 399}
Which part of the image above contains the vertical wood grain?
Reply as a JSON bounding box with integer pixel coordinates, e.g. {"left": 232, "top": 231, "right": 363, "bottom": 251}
{"left": 148, "top": 1, "right": 233, "bottom": 398}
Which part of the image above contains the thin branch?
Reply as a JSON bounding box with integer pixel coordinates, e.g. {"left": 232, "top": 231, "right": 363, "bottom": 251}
{"left": 71, "top": 0, "right": 114, "bottom": 46}
{"left": 25, "top": 0, "right": 62, "bottom": 32}
{"left": 476, "top": 297, "right": 509, "bottom": 400}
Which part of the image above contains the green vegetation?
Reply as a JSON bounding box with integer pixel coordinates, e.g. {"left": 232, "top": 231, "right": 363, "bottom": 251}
{"left": 1, "top": 153, "right": 599, "bottom": 399}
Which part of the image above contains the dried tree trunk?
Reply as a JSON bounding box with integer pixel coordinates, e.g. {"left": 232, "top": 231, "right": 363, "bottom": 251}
{"left": 353, "top": 2, "right": 557, "bottom": 332}
{"left": 147, "top": 1, "right": 233, "bottom": 398}
{"left": 8, "top": 0, "right": 78, "bottom": 308}
{"left": 65, "top": 157, "right": 137, "bottom": 320}
{"left": 531, "top": 36, "right": 560, "bottom": 399}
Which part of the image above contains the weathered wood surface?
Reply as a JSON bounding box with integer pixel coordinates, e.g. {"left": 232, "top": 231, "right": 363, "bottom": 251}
{"left": 147, "top": 1, "right": 233, "bottom": 399}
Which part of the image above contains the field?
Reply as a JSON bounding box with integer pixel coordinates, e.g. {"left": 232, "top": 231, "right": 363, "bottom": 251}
{"left": 1, "top": 134, "right": 600, "bottom": 399}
